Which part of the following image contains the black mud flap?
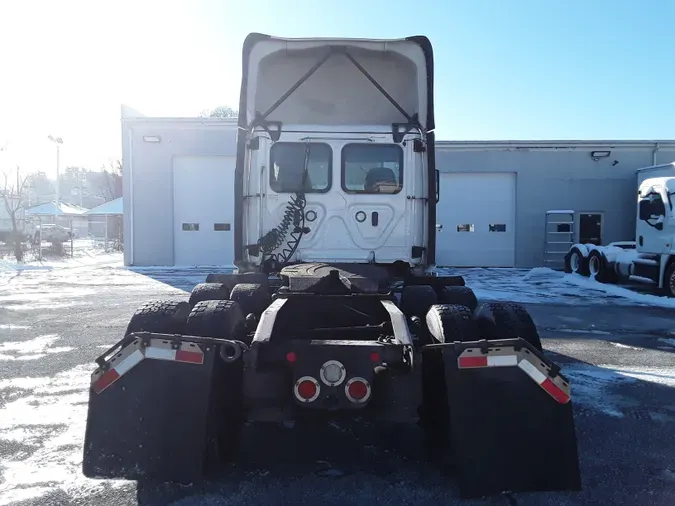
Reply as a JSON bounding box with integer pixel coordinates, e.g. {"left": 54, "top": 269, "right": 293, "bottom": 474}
{"left": 432, "top": 338, "right": 581, "bottom": 498}
{"left": 82, "top": 332, "right": 244, "bottom": 483}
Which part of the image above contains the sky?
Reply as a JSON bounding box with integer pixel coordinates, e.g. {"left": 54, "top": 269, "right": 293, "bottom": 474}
{"left": 0, "top": 0, "right": 674, "bottom": 178}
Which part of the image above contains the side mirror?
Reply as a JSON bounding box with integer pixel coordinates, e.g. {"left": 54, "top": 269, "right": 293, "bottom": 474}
{"left": 435, "top": 170, "right": 440, "bottom": 203}
{"left": 656, "top": 222, "right": 664, "bottom": 231}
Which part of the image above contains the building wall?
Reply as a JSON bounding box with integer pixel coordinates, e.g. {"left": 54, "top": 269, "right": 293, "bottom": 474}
{"left": 122, "top": 118, "right": 238, "bottom": 266}
{"left": 122, "top": 113, "right": 675, "bottom": 268}
{"left": 436, "top": 143, "right": 675, "bottom": 267}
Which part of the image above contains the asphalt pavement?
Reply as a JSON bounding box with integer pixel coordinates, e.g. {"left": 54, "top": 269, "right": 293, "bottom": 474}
{"left": 1, "top": 256, "right": 674, "bottom": 506}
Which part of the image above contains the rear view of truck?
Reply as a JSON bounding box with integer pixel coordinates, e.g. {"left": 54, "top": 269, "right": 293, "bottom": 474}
{"left": 81, "top": 33, "right": 581, "bottom": 499}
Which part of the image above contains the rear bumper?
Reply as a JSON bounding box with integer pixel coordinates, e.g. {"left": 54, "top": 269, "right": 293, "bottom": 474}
{"left": 243, "top": 339, "right": 420, "bottom": 423}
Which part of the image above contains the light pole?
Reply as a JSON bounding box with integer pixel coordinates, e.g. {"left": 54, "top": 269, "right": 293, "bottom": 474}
{"left": 48, "top": 135, "right": 63, "bottom": 223}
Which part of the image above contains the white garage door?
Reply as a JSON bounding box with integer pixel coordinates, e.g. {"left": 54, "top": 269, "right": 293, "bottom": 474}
{"left": 436, "top": 172, "right": 516, "bottom": 267}
{"left": 173, "top": 156, "right": 235, "bottom": 266}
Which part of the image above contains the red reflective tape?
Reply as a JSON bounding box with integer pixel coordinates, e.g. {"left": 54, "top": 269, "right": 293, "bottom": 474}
{"left": 541, "top": 378, "right": 570, "bottom": 404}
{"left": 175, "top": 349, "right": 204, "bottom": 364}
{"left": 458, "top": 356, "right": 488, "bottom": 368}
{"left": 93, "top": 369, "right": 120, "bottom": 394}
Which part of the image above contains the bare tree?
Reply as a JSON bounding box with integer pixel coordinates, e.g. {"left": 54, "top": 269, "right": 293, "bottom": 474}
{"left": 99, "top": 159, "right": 122, "bottom": 202}
{"left": 0, "top": 166, "right": 29, "bottom": 261}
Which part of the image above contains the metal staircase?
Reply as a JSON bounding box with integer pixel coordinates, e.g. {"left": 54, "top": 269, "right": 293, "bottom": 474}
{"left": 544, "top": 210, "right": 575, "bottom": 270}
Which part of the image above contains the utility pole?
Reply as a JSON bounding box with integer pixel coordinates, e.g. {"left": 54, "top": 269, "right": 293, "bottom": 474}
{"left": 48, "top": 135, "right": 63, "bottom": 224}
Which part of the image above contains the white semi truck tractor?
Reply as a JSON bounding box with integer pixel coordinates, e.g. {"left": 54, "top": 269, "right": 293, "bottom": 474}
{"left": 565, "top": 162, "right": 675, "bottom": 296}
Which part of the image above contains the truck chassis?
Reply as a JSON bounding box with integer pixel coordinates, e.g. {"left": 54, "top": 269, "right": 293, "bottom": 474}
{"left": 82, "top": 264, "right": 581, "bottom": 498}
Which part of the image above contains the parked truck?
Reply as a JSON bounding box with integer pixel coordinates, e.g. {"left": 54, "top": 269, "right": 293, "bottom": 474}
{"left": 81, "top": 33, "right": 581, "bottom": 499}
{"left": 565, "top": 162, "right": 675, "bottom": 296}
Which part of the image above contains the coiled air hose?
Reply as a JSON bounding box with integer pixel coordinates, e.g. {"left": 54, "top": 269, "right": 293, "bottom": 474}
{"left": 257, "top": 143, "right": 311, "bottom": 266}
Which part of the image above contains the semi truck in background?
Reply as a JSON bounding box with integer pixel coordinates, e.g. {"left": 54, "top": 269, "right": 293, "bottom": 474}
{"left": 565, "top": 162, "right": 675, "bottom": 296}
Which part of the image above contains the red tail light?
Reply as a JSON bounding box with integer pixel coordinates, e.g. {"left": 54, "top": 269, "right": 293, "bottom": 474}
{"left": 345, "top": 377, "right": 371, "bottom": 404}
{"left": 294, "top": 376, "right": 320, "bottom": 403}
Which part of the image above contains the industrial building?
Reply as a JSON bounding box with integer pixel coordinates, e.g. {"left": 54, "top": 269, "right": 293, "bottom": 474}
{"left": 120, "top": 106, "right": 675, "bottom": 268}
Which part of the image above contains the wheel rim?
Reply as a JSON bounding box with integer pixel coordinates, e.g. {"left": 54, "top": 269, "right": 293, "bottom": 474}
{"left": 570, "top": 252, "right": 580, "bottom": 272}
{"left": 669, "top": 272, "right": 675, "bottom": 296}
{"left": 589, "top": 256, "right": 600, "bottom": 277}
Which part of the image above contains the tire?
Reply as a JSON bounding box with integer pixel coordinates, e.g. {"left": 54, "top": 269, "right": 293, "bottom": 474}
{"left": 185, "top": 300, "right": 247, "bottom": 463}
{"left": 474, "top": 301, "right": 543, "bottom": 352}
{"left": 125, "top": 300, "right": 190, "bottom": 337}
{"left": 400, "top": 285, "right": 438, "bottom": 319}
{"left": 588, "top": 249, "right": 617, "bottom": 284}
{"left": 425, "top": 304, "right": 479, "bottom": 344}
{"left": 184, "top": 300, "right": 246, "bottom": 340}
{"left": 205, "top": 273, "right": 269, "bottom": 289}
{"left": 229, "top": 283, "right": 270, "bottom": 318}
{"left": 188, "top": 282, "right": 230, "bottom": 306}
{"left": 564, "top": 246, "right": 589, "bottom": 276}
{"left": 437, "top": 286, "right": 478, "bottom": 312}
{"left": 419, "top": 303, "right": 479, "bottom": 461}
{"left": 662, "top": 262, "right": 675, "bottom": 297}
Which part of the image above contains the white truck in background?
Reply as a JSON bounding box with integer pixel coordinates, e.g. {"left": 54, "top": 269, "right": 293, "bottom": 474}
{"left": 565, "top": 162, "right": 675, "bottom": 296}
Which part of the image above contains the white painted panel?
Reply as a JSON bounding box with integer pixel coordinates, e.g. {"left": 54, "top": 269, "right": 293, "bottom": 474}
{"left": 436, "top": 173, "right": 516, "bottom": 267}
{"left": 173, "top": 156, "right": 235, "bottom": 266}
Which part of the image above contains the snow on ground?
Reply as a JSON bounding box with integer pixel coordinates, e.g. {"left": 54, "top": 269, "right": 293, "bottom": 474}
{"left": 0, "top": 364, "right": 130, "bottom": 506}
{"left": 446, "top": 266, "right": 675, "bottom": 307}
{"left": 0, "top": 239, "right": 121, "bottom": 275}
{"left": 0, "top": 334, "right": 74, "bottom": 361}
{"left": 608, "top": 342, "right": 645, "bottom": 351}
{"left": 3, "top": 243, "right": 675, "bottom": 308}
{"left": 563, "top": 363, "right": 675, "bottom": 418}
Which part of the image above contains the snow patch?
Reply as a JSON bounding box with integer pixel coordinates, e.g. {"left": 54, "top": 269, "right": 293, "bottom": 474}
{"left": 609, "top": 365, "right": 675, "bottom": 387}
{"left": 658, "top": 338, "right": 675, "bottom": 347}
{"left": 563, "top": 365, "right": 634, "bottom": 417}
{"left": 0, "top": 324, "right": 31, "bottom": 330}
{"left": 564, "top": 363, "right": 675, "bottom": 418}
{"left": 522, "top": 267, "right": 555, "bottom": 281}
{"left": 0, "top": 335, "right": 74, "bottom": 361}
{"left": 608, "top": 342, "right": 644, "bottom": 351}
{"left": 561, "top": 272, "right": 675, "bottom": 308}
{"left": 557, "top": 328, "right": 612, "bottom": 335}
{"left": 0, "top": 364, "right": 129, "bottom": 505}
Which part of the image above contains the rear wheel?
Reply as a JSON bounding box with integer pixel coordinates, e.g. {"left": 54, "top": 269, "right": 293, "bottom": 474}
{"left": 400, "top": 285, "right": 437, "bottom": 319}
{"left": 229, "top": 283, "right": 271, "bottom": 319}
{"left": 437, "top": 286, "right": 478, "bottom": 312}
{"left": 474, "top": 301, "right": 543, "bottom": 352}
{"left": 189, "top": 282, "right": 231, "bottom": 306}
{"left": 125, "top": 300, "right": 190, "bottom": 337}
{"left": 564, "top": 246, "right": 588, "bottom": 276}
{"left": 662, "top": 262, "right": 675, "bottom": 297}
{"left": 420, "top": 303, "right": 479, "bottom": 462}
{"left": 588, "top": 249, "right": 617, "bottom": 284}
{"left": 184, "top": 300, "right": 247, "bottom": 464}
{"left": 425, "top": 304, "right": 478, "bottom": 344}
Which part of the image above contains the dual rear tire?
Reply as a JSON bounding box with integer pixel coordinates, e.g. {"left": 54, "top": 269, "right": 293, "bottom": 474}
{"left": 124, "top": 296, "right": 249, "bottom": 466}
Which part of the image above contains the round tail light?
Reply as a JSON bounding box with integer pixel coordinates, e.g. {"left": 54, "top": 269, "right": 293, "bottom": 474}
{"left": 319, "top": 360, "right": 346, "bottom": 386}
{"left": 294, "top": 376, "right": 320, "bottom": 403}
{"left": 345, "top": 377, "right": 371, "bottom": 404}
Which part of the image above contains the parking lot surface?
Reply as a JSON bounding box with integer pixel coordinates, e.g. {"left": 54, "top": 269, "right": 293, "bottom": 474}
{"left": 1, "top": 252, "right": 674, "bottom": 506}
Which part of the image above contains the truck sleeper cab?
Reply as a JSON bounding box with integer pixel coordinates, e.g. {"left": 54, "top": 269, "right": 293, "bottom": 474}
{"left": 241, "top": 126, "right": 431, "bottom": 273}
